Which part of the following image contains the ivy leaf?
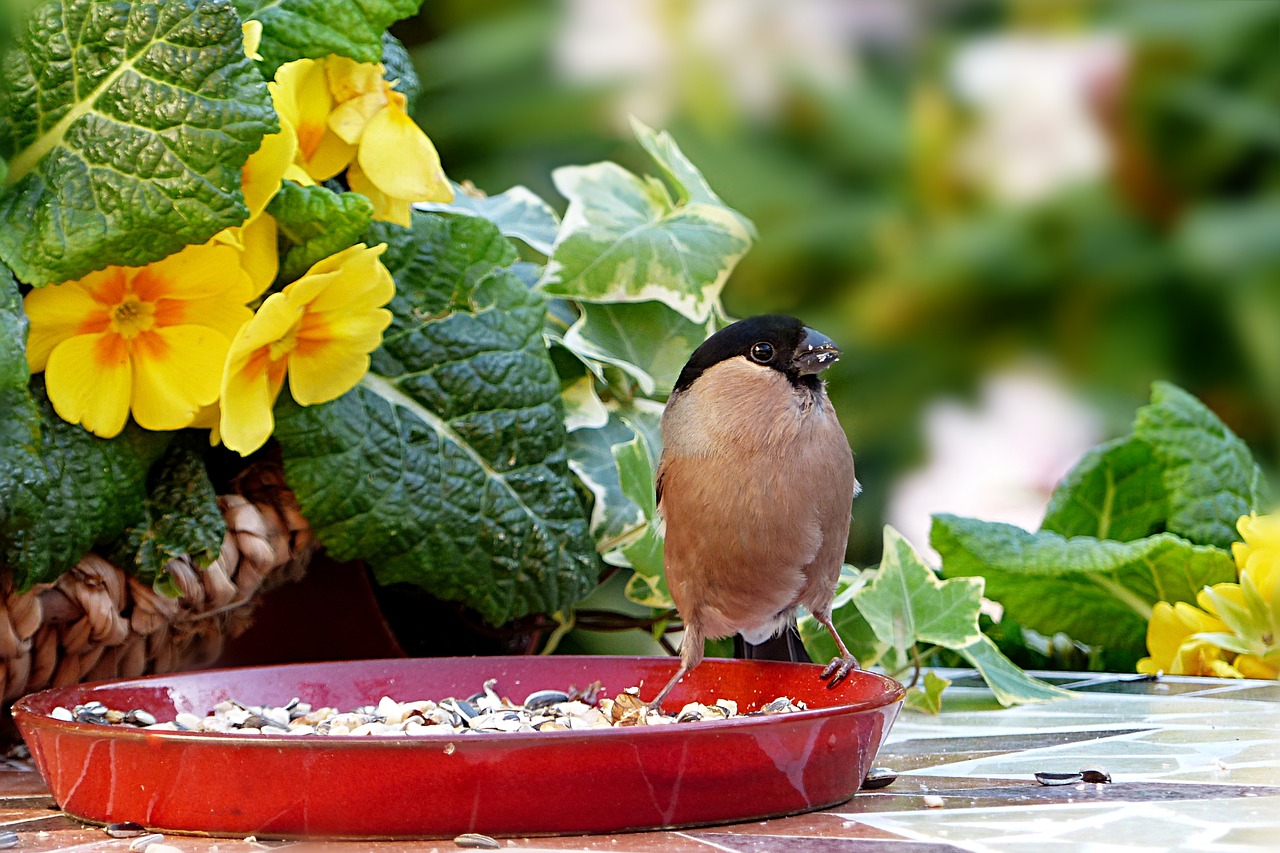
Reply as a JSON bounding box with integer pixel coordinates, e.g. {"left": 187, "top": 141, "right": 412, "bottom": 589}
{"left": 565, "top": 412, "right": 642, "bottom": 543}
{"left": 1, "top": 379, "right": 168, "bottom": 587}
{"left": 104, "top": 437, "right": 226, "bottom": 583}
{"left": 1134, "top": 381, "right": 1272, "bottom": 550}
{"left": 418, "top": 183, "right": 561, "bottom": 256}
{"left": 269, "top": 182, "right": 375, "bottom": 282}
{"left": 234, "top": 0, "right": 421, "bottom": 72}
{"left": 0, "top": 0, "right": 276, "bottom": 285}
{"left": 275, "top": 212, "right": 595, "bottom": 626}
{"left": 1041, "top": 435, "right": 1168, "bottom": 541}
{"left": 0, "top": 267, "right": 47, "bottom": 576}
{"left": 799, "top": 567, "right": 885, "bottom": 666}
{"left": 954, "top": 635, "right": 1074, "bottom": 706}
{"left": 853, "top": 526, "right": 985, "bottom": 654}
{"left": 561, "top": 375, "right": 609, "bottom": 433}
{"left": 932, "top": 514, "right": 1237, "bottom": 662}
{"left": 540, "top": 122, "right": 753, "bottom": 323}
{"left": 611, "top": 428, "right": 671, "bottom": 609}
{"left": 904, "top": 671, "right": 951, "bottom": 714}
{"left": 560, "top": 301, "right": 717, "bottom": 398}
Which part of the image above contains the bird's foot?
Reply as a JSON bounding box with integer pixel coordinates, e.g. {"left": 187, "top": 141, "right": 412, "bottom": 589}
{"left": 820, "top": 655, "right": 860, "bottom": 689}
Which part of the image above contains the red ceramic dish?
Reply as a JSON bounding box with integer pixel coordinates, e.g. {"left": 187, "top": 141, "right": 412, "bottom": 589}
{"left": 14, "top": 656, "right": 903, "bottom": 839}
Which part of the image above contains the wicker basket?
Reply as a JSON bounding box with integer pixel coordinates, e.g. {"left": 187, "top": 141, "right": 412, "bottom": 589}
{"left": 0, "top": 463, "right": 313, "bottom": 704}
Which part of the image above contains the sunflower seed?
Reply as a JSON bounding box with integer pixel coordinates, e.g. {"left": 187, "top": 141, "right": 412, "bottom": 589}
{"left": 1080, "top": 766, "right": 1112, "bottom": 784}
{"left": 454, "top": 833, "right": 500, "bottom": 849}
{"left": 129, "top": 833, "right": 166, "bottom": 851}
{"left": 104, "top": 821, "right": 148, "bottom": 838}
{"left": 861, "top": 768, "right": 898, "bottom": 790}
{"left": 0, "top": 830, "right": 18, "bottom": 849}
{"left": 1035, "top": 771, "right": 1084, "bottom": 786}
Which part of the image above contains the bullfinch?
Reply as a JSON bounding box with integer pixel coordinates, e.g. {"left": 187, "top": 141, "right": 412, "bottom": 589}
{"left": 647, "top": 314, "right": 860, "bottom": 708}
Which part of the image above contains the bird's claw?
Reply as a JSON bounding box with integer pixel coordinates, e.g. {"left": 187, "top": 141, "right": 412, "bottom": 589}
{"left": 820, "top": 656, "right": 860, "bottom": 689}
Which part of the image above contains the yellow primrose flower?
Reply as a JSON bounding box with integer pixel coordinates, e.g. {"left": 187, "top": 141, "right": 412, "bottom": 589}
{"left": 1137, "top": 601, "right": 1237, "bottom": 677}
{"left": 270, "top": 55, "right": 451, "bottom": 223}
{"left": 1233, "top": 511, "right": 1280, "bottom": 603}
{"left": 24, "top": 245, "right": 253, "bottom": 437}
{"left": 270, "top": 58, "right": 355, "bottom": 182}
{"left": 219, "top": 243, "right": 394, "bottom": 455}
{"left": 214, "top": 212, "right": 279, "bottom": 300}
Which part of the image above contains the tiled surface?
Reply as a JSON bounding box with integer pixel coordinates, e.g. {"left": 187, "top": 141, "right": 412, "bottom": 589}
{"left": 3, "top": 671, "right": 1278, "bottom": 852}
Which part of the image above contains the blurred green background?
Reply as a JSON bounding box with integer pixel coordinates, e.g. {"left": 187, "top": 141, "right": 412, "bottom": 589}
{"left": 391, "top": 0, "right": 1280, "bottom": 567}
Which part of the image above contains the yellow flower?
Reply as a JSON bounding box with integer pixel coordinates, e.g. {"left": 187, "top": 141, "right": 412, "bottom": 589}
{"left": 269, "top": 55, "right": 452, "bottom": 223}
{"left": 1232, "top": 511, "right": 1280, "bottom": 603}
{"left": 24, "top": 245, "right": 253, "bottom": 437}
{"left": 1138, "top": 601, "right": 1237, "bottom": 677}
{"left": 271, "top": 58, "right": 355, "bottom": 182}
{"left": 219, "top": 243, "right": 394, "bottom": 455}
{"left": 214, "top": 212, "right": 280, "bottom": 300}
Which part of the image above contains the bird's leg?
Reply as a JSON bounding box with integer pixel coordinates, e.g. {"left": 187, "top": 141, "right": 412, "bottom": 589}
{"left": 647, "top": 620, "right": 704, "bottom": 711}
{"left": 814, "top": 612, "right": 860, "bottom": 689}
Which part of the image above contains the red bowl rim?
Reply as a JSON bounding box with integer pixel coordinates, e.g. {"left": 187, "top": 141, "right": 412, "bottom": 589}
{"left": 13, "top": 656, "right": 906, "bottom": 747}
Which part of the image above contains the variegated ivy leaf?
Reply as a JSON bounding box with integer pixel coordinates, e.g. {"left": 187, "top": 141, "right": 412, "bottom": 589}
{"left": 561, "top": 300, "right": 718, "bottom": 398}
{"left": 539, "top": 120, "right": 754, "bottom": 324}
{"left": 418, "top": 182, "right": 561, "bottom": 256}
{"left": 565, "top": 412, "right": 643, "bottom": 544}
{"left": 611, "top": 427, "right": 671, "bottom": 609}
{"left": 562, "top": 376, "right": 609, "bottom": 433}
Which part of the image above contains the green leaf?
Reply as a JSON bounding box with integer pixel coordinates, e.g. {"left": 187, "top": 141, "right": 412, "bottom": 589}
{"left": 904, "top": 671, "right": 951, "bottom": 714}
{"left": 2, "top": 379, "right": 168, "bottom": 587}
{"left": 234, "top": 0, "right": 421, "bottom": 72}
{"left": 269, "top": 182, "right": 375, "bottom": 282}
{"left": 565, "top": 411, "right": 643, "bottom": 543}
{"left": 954, "top": 635, "right": 1075, "bottom": 706}
{"left": 853, "top": 526, "right": 985, "bottom": 654}
{"left": 381, "top": 31, "right": 420, "bottom": 108}
{"left": 611, "top": 428, "right": 671, "bottom": 608}
{"left": 800, "top": 566, "right": 887, "bottom": 668}
{"left": 275, "top": 212, "right": 595, "bottom": 626}
{"left": 0, "top": 0, "right": 276, "bottom": 285}
{"left": 0, "top": 267, "right": 48, "bottom": 576}
{"left": 932, "top": 514, "right": 1237, "bottom": 662}
{"left": 367, "top": 212, "right": 518, "bottom": 328}
{"left": 418, "top": 182, "right": 561, "bottom": 256}
{"left": 540, "top": 124, "right": 753, "bottom": 323}
{"left": 1041, "top": 436, "right": 1168, "bottom": 541}
{"left": 1134, "top": 381, "right": 1272, "bottom": 550}
{"left": 560, "top": 301, "right": 716, "bottom": 398}
{"left": 104, "top": 437, "right": 226, "bottom": 583}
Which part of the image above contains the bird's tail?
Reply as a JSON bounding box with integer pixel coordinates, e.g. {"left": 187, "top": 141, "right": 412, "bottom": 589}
{"left": 734, "top": 625, "right": 812, "bottom": 663}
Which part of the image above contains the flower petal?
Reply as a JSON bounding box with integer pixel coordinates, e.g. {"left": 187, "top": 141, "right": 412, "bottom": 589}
{"left": 238, "top": 213, "right": 280, "bottom": 299}
{"left": 44, "top": 333, "right": 132, "bottom": 438}
{"left": 289, "top": 243, "right": 395, "bottom": 314}
{"left": 23, "top": 279, "right": 109, "bottom": 371}
{"left": 356, "top": 104, "right": 452, "bottom": 204}
{"left": 288, "top": 336, "right": 376, "bottom": 406}
{"left": 243, "top": 119, "right": 297, "bottom": 219}
{"left": 348, "top": 161, "right": 412, "bottom": 227}
{"left": 141, "top": 243, "right": 252, "bottom": 303}
{"left": 130, "top": 326, "right": 229, "bottom": 431}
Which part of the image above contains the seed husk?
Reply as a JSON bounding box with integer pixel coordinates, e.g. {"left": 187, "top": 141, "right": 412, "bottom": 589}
{"left": 861, "top": 768, "right": 898, "bottom": 790}
{"left": 454, "top": 832, "right": 500, "bottom": 849}
{"left": 104, "top": 821, "right": 148, "bottom": 838}
{"left": 1035, "top": 771, "right": 1084, "bottom": 786}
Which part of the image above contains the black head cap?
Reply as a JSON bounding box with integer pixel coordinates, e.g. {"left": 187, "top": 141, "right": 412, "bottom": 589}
{"left": 672, "top": 314, "right": 840, "bottom": 394}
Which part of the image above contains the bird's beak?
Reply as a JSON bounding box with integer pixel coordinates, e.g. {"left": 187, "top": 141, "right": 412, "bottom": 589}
{"left": 792, "top": 327, "right": 840, "bottom": 375}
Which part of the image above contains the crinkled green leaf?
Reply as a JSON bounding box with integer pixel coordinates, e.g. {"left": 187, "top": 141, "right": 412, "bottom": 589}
{"left": 1134, "top": 381, "right": 1271, "bottom": 550}
{"left": 2, "top": 379, "right": 168, "bottom": 587}
{"left": 800, "top": 566, "right": 885, "bottom": 666}
{"left": 854, "top": 526, "right": 985, "bottom": 654}
{"left": 381, "top": 31, "right": 419, "bottom": 107}
{"left": 104, "top": 437, "right": 225, "bottom": 583}
{"left": 418, "top": 182, "right": 561, "bottom": 256}
{"left": 0, "top": 0, "right": 276, "bottom": 285}
{"left": 540, "top": 122, "right": 753, "bottom": 323}
{"left": 954, "top": 635, "right": 1075, "bottom": 706}
{"left": 561, "top": 301, "right": 717, "bottom": 398}
{"left": 904, "top": 671, "right": 951, "bottom": 714}
{"left": 269, "top": 182, "right": 375, "bottom": 282}
{"left": 1041, "top": 435, "right": 1168, "bottom": 541}
{"left": 275, "top": 212, "right": 595, "bottom": 626}
{"left": 367, "top": 212, "right": 518, "bottom": 329}
{"left": 234, "top": 0, "right": 421, "bottom": 72}
{"left": 0, "top": 267, "right": 47, "bottom": 575}
{"left": 932, "top": 514, "right": 1237, "bottom": 661}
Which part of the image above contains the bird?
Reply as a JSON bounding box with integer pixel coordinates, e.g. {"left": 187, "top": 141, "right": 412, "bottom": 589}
{"left": 647, "top": 314, "right": 861, "bottom": 709}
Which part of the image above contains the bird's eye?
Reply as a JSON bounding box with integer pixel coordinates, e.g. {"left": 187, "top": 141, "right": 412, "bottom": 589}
{"left": 749, "top": 342, "right": 775, "bottom": 363}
